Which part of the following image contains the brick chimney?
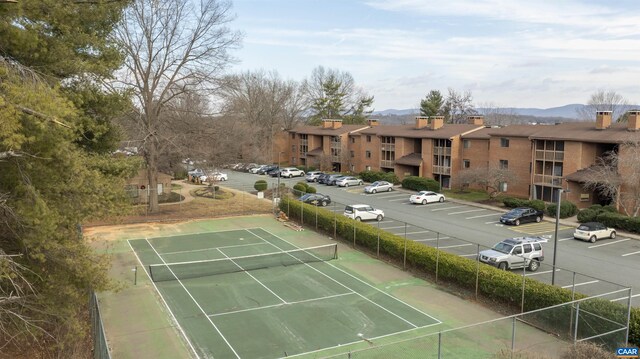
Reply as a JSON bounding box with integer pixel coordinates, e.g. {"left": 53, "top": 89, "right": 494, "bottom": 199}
{"left": 331, "top": 119, "right": 343, "bottom": 129}
{"left": 596, "top": 111, "right": 612, "bottom": 130}
{"left": 628, "top": 110, "right": 640, "bottom": 131}
{"left": 430, "top": 116, "right": 444, "bottom": 130}
{"left": 322, "top": 119, "right": 332, "bottom": 128}
{"left": 467, "top": 115, "right": 484, "bottom": 125}
{"left": 368, "top": 119, "right": 379, "bottom": 127}
{"left": 415, "top": 116, "right": 429, "bottom": 129}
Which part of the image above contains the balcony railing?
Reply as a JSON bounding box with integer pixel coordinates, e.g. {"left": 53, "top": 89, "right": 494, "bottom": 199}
{"left": 331, "top": 156, "right": 341, "bottom": 162}
{"left": 433, "top": 147, "right": 452, "bottom": 156}
{"left": 533, "top": 174, "right": 563, "bottom": 186}
{"left": 380, "top": 160, "right": 395, "bottom": 168}
{"left": 535, "top": 150, "right": 564, "bottom": 161}
{"left": 432, "top": 165, "right": 451, "bottom": 175}
{"left": 381, "top": 144, "right": 395, "bottom": 151}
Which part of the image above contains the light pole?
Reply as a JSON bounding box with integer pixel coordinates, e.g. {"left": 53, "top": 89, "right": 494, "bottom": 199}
{"left": 551, "top": 187, "right": 570, "bottom": 285}
{"left": 275, "top": 151, "right": 283, "bottom": 203}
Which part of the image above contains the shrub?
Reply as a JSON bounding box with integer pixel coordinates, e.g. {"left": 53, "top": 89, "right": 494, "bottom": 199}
{"left": 359, "top": 170, "right": 400, "bottom": 184}
{"left": 306, "top": 186, "right": 317, "bottom": 193}
{"left": 174, "top": 168, "right": 188, "bottom": 180}
{"left": 292, "top": 183, "right": 307, "bottom": 194}
{"left": 254, "top": 180, "right": 267, "bottom": 191}
{"left": 546, "top": 201, "right": 578, "bottom": 218}
{"left": 529, "top": 199, "right": 546, "bottom": 211}
{"left": 577, "top": 209, "right": 597, "bottom": 223}
{"left": 401, "top": 176, "right": 440, "bottom": 192}
{"left": 502, "top": 197, "right": 525, "bottom": 208}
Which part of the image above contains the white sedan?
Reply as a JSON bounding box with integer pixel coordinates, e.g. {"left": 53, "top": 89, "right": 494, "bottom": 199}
{"left": 208, "top": 172, "right": 228, "bottom": 181}
{"left": 409, "top": 191, "right": 445, "bottom": 205}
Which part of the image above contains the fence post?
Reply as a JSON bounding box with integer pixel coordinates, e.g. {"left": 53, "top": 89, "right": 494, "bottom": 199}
{"left": 573, "top": 302, "right": 580, "bottom": 344}
{"left": 511, "top": 316, "right": 517, "bottom": 356}
{"left": 315, "top": 203, "right": 318, "bottom": 230}
{"left": 437, "top": 331, "right": 442, "bottom": 359}
{"left": 377, "top": 219, "right": 381, "bottom": 259}
{"left": 287, "top": 197, "right": 290, "bottom": 218}
{"left": 333, "top": 202, "right": 337, "bottom": 240}
{"left": 435, "top": 232, "right": 440, "bottom": 284}
{"left": 403, "top": 222, "right": 407, "bottom": 270}
{"left": 521, "top": 264, "right": 526, "bottom": 313}
{"left": 475, "top": 244, "right": 480, "bottom": 300}
{"left": 353, "top": 219, "right": 356, "bottom": 248}
{"left": 626, "top": 287, "right": 632, "bottom": 345}
{"left": 569, "top": 271, "right": 576, "bottom": 336}
{"left": 300, "top": 197, "right": 304, "bottom": 228}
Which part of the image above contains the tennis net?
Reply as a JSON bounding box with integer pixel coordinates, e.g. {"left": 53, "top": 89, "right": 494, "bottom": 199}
{"left": 148, "top": 243, "right": 338, "bottom": 282}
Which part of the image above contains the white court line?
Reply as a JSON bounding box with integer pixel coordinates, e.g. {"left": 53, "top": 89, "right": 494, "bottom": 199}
{"left": 525, "top": 269, "right": 560, "bottom": 276}
{"left": 249, "top": 229, "right": 440, "bottom": 327}
{"left": 209, "top": 292, "right": 355, "bottom": 317}
{"left": 466, "top": 213, "right": 500, "bottom": 219}
{"left": 126, "top": 241, "right": 201, "bottom": 359}
{"left": 161, "top": 242, "right": 267, "bottom": 256}
{"left": 561, "top": 280, "right": 599, "bottom": 289}
{"left": 216, "top": 248, "right": 287, "bottom": 304}
{"left": 588, "top": 238, "right": 631, "bottom": 249}
{"left": 610, "top": 294, "right": 640, "bottom": 302}
{"left": 145, "top": 239, "right": 240, "bottom": 358}
{"left": 448, "top": 209, "right": 485, "bottom": 215}
{"left": 130, "top": 227, "right": 260, "bottom": 241}
{"left": 415, "top": 237, "right": 450, "bottom": 242}
{"left": 622, "top": 250, "right": 640, "bottom": 257}
{"left": 431, "top": 205, "right": 466, "bottom": 212}
{"left": 439, "top": 244, "right": 473, "bottom": 249}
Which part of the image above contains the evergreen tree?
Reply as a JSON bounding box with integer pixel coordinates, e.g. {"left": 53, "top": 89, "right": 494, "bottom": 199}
{"left": 420, "top": 90, "right": 444, "bottom": 117}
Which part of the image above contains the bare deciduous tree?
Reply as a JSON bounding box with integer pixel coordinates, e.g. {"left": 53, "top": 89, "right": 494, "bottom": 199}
{"left": 476, "top": 102, "right": 521, "bottom": 126}
{"left": 582, "top": 142, "right": 640, "bottom": 216}
{"left": 576, "top": 89, "right": 631, "bottom": 123}
{"left": 113, "top": 0, "right": 241, "bottom": 212}
{"left": 457, "top": 166, "right": 518, "bottom": 197}
{"left": 443, "top": 88, "right": 476, "bottom": 124}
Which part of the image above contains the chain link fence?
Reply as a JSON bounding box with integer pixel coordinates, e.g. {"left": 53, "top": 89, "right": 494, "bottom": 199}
{"left": 90, "top": 291, "right": 111, "bottom": 359}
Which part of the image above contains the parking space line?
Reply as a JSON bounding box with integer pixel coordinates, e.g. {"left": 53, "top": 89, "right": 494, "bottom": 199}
{"left": 525, "top": 269, "right": 560, "bottom": 276}
{"left": 439, "top": 244, "right": 473, "bottom": 249}
{"left": 380, "top": 226, "right": 406, "bottom": 230}
{"left": 414, "top": 237, "right": 450, "bottom": 242}
{"left": 459, "top": 253, "right": 477, "bottom": 257}
{"left": 376, "top": 193, "right": 407, "bottom": 199}
{"left": 388, "top": 198, "right": 410, "bottom": 202}
{"left": 558, "top": 237, "right": 574, "bottom": 242}
{"left": 561, "top": 280, "right": 599, "bottom": 289}
{"left": 610, "top": 293, "right": 640, "bottom": 302}
{"left": 405, "top": 230, "right": 431, "bottom": 235}
{"left": 622, "top": 250, "right": 640, "bottom": 257}
{"left": 467, "top": 213, "right": 499, "bottom": 219}
{"left": 431, "top": 205, "right": 466, "bottom": 212}
{"left": 448, "top": 209, "right": 485, "bottom": 215}
{"left": 588, "top": 238, "right": 631, "bottom": 249}
{"left": 485, "top": 221, "right": 500, "bottom": 224}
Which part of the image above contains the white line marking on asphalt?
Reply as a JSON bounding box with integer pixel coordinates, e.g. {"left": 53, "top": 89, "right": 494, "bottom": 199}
{"left": 622, "top": 250, "right": 640, "bottom": 257}
{"left": 376, "top": 193, "right": 407, "bottom": 199}
{"left": 610, "top": 294, "right": 640, "bottom": 302}
{"left": 431, "top": 205, "right": 466, "bottom": 212}
{"left": 558, "top": 237, "right": 574, "bottom": 242}
{"left": 380, "top": 226, "right": 406, "bottom": 230}
{"left": 588, "top": 238, "right": 631, "bottom": 249}
{"left": 405, "top": 231, "right": 431, "bottom": 235}
{"left": 448, "top": 209, "right": 485, "bottom": 215}
{"left": 525, "top": 269, "right": 560, "bottom": 276}
{"left": 389, "top": 198, "right": 410, "bottom": 202}
{"left": 561, "top": 280, "right": 599, "bottom": 289}
{"left": 486, "top": 221, "right": 500, "bottom": 224}
{"left": 414, "top": 237, "right": 450, "bottom": 242}
{"left": 439, "top": 244, "right": 473, "bottom": 249}
{"left": 459, "top": 253, "right": 477, "bottom": 257}
{"left": 466, "top": 213, "right": 500, "bottom": 219}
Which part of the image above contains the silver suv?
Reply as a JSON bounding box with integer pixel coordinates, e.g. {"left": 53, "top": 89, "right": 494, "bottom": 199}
{"left": 478, "top": 237, "right": 547, "bottom": 272}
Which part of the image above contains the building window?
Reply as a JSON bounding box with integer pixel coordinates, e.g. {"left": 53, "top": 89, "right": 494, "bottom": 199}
{"left": 350, "top": 150, "right": 354, "bottom": 158}
{"left": 366, "top": 135, "right": 372, "bottom": 142}
{"left": 291, "top": 157, "right": 296, "bottom": 165}
{"left": 366, "top": 165, "right": 371, "bottom": 171}
{"left": 499, "top": 159, "right": 509, "bottom": 170}
{"left": 350, "top": 137, "right": 355, "bottom": 144}
{"left": 463, "top": 160, "right": 470, "bottom": 168}
{"left": 463, "top": 139, "right": 470, "bottom": 149}
{"left": 366, "top": 151, "right": 371, "bottom": 158}
{"left": 350, "top": 164, "right": 355, "bottom": 171}
{"left": 290, "top": 133, "right": 295, "bottom": 139}
{"left": 500, "top": 138, "right": 510, "bottom": 147}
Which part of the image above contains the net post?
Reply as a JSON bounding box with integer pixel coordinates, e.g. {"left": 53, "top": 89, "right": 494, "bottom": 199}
{"left": 435, "top": 232, "right": 440, "bottom": 284}
{"left": 573, "top": 302, "right": 580, "bottom": 344}
{"left": 403, "top": 222, "right": 407, "bottom": 270}
{"left": 475, "top": 244, "right": 480, "bottom": 300}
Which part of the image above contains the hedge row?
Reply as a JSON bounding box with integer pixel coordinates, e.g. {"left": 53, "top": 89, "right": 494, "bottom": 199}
{"left": 546, "top": 201, "right": 578, "bottom": 218}
{"left": 359, "top": 170, "right": 400, "bottom": 184}
{"left": 279, "top": 196, "right": 639, "bottom": 346}
{"left": 401, "top": 176, "right": 440, "bottom": 192}
{"left": 293, "top": 181, "right": 316, "bottom": 194}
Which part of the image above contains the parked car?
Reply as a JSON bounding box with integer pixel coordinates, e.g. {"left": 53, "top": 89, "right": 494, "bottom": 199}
{"left": 574, "top": 222, "right": 616, "bottom": 243}
{"left": 326, "top": 174, "right": 345, "bottom": 186}
{"left": 478, "top": 237, "right": 547, "bottom": 271}
{"left": 299, "top": 193, "right": 331, "bottom": 206}
{"left": 343, "top": 204, "right": 384, "bottom": 222}
{"left": 317, "top": 173, "right": 331, "bottom": 184}
{"left": 268, "top": 167, "right": 282, "bottom": 177}
{"left": 305, "top": 171, "right": 324, "bottom": 182}
{"left": 364, "top": 181, "right": 393, "bottom": 194}
{"left": 188, "top": 168, "right": 205, "bottom": 177}
{"left": 336, "top": 176, "right": 363, "bottom": 187}
{"left": 409, "top": 191, "right": 445, "bottom": 205}
{"left": 257, "top": 165, "right": 278, "bottom": 175}
{"left": 280, "top": 167, "right": 306, "bottom": 178}
{"left": 249, "top": 165, "right": 267, "bottom": 174}
{"left": 499, "top": 207, "right": 544, "bottom": 226}
{"left": 208, "top": 172, "right": 228, "bottom": 181}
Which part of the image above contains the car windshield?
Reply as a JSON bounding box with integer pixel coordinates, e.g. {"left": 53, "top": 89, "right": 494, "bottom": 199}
{"left": 371, "top": 181, "right": 380, "bottom": 186}
{"left": 493, "top": 242, "right": 514, "bottom": 254}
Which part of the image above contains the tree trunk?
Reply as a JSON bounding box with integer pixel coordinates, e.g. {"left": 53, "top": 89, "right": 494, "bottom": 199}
{"left": 147, "top": 135, "right": 160, "bottom": 213}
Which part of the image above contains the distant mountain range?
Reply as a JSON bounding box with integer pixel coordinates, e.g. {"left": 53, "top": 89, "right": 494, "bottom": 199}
{"left": 374, "top": 104, "right": 585, "bottom": 119}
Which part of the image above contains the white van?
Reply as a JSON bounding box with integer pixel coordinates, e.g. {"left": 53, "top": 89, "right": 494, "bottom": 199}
{"left": 343, "top": 204, "right": 384, "bottom": 222}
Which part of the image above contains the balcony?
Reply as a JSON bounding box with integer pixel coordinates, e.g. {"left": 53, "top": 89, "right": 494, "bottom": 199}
{"left": 433, "top": 147, "right": 452, "bottom": 156}
{"left": 432, "top": 165, "right": 451, "bottom": 175}
{"left": 380, "top": 160, "right": 395, "bottom": 168}
{"left": 331, "top": 156, "right": 341, "bottom": 162}
{"left": 533, "top": 174, "right": 563, "bottom": 186}
{"left": 535, "top": 150, "right": 564, "bottom": 161}
{"left": 381, "top": 143, "right": 395, "bottom": 151}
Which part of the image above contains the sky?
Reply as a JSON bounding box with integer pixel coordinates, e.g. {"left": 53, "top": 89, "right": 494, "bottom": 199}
{"left": 229, "top": 0, "right": 640, "bottom": 111}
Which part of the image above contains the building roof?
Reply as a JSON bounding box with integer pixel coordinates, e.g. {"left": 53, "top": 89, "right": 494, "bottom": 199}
{"left": 527, "top": 122, "right": 640, "bottom": 143}
{"left": 357, "top": 124, "right": 485, "bottom": 139}
{"left": 483, "top": 124, "right": 546, "bottom": 138}
{"left": 395, "top": 153, "right": 423, "bottom": 166}
{"left": 290, "top": 124, "right": 369, "bottom": 136}
{"left": 461, "top": 127, "right": 493, "bottom": 140}
{"left": 565, "top": 165, "right": 612, "bottom": 183}
{"left": 306, "top": 147, "right": 323, "bottom": 156}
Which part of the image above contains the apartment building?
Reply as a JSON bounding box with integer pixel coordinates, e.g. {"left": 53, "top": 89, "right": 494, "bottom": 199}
{"left": 285, "top": 111, "right": 640, "bottom": 210}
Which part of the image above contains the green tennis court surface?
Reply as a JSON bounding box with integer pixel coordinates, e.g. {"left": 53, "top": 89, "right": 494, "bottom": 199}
{"left": 129, "top": 227, "right": 441, "bottom": 359}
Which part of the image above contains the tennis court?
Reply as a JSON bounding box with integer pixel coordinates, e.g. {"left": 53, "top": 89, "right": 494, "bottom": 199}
{"left": 128, "top": 227, "right": 441, "bottom": 359}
